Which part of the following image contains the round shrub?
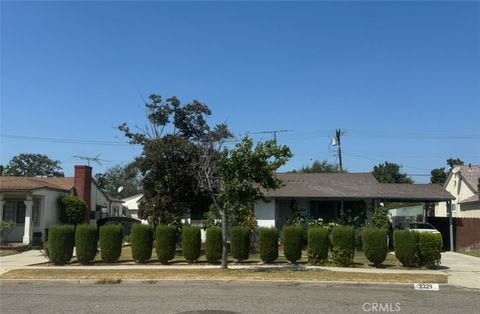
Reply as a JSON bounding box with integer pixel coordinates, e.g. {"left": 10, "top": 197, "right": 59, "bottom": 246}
{"left": 58, "top": 195, "right": 87, "bottom": 225}
{"left": 182, "top": 226, "right": 201, "bottom": 263}
{"left": 75, "top": 224, "right": 98, "bottom": 265}
{"left": 362, "top": 227, "right": 387, "bottom": 267}
{"left": 205, "top": 227, "right": 222, "bottom": 263}
{"left": 307, "top": 227, "right": 329, "bottom": 265}
{"left": 99, "top": 224, "right": 123, "bottom": 263}
{"left": 259, "top": 227, "right": 279, "bottom": 264}
{"left": 283, "top": 225, "right": 304, "bottom": 263}
{"left": 418, "top": 232, "right": 442, "bottom": 269}
{"left": 130, "top": 223, "right": 153, "bottom": 263}
{"left": 331, "top": 226, "right": 355, "bottom": 267}
{"left": 48, "top": 225, "right": 75, "bottom": 265}
{"left": 230, "top": 226, "right": 250, "bottom": 262}
{"left": 156, "top": 225, "right": 177, "bottom": 264}
{"left": 393, "top": 230, "right": 419, "bottom": 267}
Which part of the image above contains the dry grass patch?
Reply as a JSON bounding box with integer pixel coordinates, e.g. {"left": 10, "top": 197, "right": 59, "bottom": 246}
{"left": 0, "top": 268, "right": 447, "bottom": 284}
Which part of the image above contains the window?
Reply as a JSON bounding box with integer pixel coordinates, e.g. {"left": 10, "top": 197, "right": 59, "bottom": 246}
{"left": 16, "top": 202, "right": 26, "bottom": 224}
{"left": 3, "top": 201, "right": 15, "bottom": 221}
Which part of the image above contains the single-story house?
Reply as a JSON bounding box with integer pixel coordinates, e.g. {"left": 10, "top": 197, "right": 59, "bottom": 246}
{"left": 435, "top": 165, "right": 480, "bottom": 218}
{"left": 0, "top": 165, "right": 125, "bottom": 244}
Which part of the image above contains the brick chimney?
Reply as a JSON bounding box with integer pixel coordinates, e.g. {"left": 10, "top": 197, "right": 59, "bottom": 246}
{"left": 74, "top": 165, "right": 92, "bottom": 223}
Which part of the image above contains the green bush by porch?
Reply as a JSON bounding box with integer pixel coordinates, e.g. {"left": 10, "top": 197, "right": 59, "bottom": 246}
{"left": 75, "top": 224, "right": 98, "bottom": 265}
{"left": 259, "top": 227, "right": 279, "bottom": 263}
{"left": 48, "top": 225, "right": 75, "bottom": 265}
{"left": 205, "top": 227, "right": 222, "bottom": 263}
{"left": 130, "top": 224, "right": 153, "bottom": 263}
{"left": 99, "top": 224, "right": 123, "bottom": 263}
{"left": 307, "top": 227, "right": 329, "bottom": 265}
{"left": 418, "top": 233, "right": 442, "bottom": 269}
{"left": 331, "top": 226, "right": 355, "bottom": 267}
{"left": 283, "top": 226, "right": 304, "bottom": 263}
{"left": 182, "top": 226, "right": 201, "bottom": 263}
{"left": 155, "top": 225, "right": 177, "bottom": 264}
{"left": 231, "top": 226, "right": 250, "bottom": 262}
{"left": 393, "top": 230, "right": 419, "bottom": 267}
{"left": 361, "top": 227, "right": 387, "bottom": 267}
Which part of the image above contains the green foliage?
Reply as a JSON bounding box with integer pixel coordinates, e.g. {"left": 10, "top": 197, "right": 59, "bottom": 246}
{"left": 75, "top": 224, "right": 98, "bottom": 265}
{"left": 155, "top": 225, "right": 177, "bottom": 264}
{"left": 230, "top": 226, "right": 250, "bottom": 262}
{"left": 372, "top": 207, "right": 390, "bottom": 229}
{"left": 94, "top": 164, "right": 142, "bottom": 198}
{"left": 307, "top": 227, "right": 329, "bottom": 265}
{"left": 205, "top": 227, "right": 222, "bottom": 263}
{"left": 331, "top": 226, "right": 355, "bottom": 267}
{"left": 130, "top": 224, "right": 153, "bottom": 263}
{"left": 418, "top": 233, "right": 442, "bottom": 269}
{"left": 0, "top": 220, "right": 16, "bottom": 246}
{"left": 48, "top": 225, "right": 75, "bottom": 265}
{"left": 2, "top": 153, "right": 64, "bottom": 177}
{"left": 362, "top": 228, "right": 387, "bottom": 267}
{"left": 259, "top": 227, "right": 279, "bottom": 263}
{"left": 372, "top": 162, "right": 413, "bottom": 183}
{"left": 292, "top": 159, "right": 345, "bottom": 173}
{"left": 58, "top": 195, "right": 87, "bottom": 225}
{"left": 283, "top": 226, "right": 304, "bottom": 263}
{"left": 430, "top": 167, "right": 447, "bottom": 185}
{"left": 182, "top": 226, "right": 201, "bottom": 263}
{"left": 393, "top": 230, "right": 419, "bottom": 267}
{"left": 99, "top": 224, "right": 123, "bottom": 263}
{"left": 447, "top": 158, "right": 464, "bottom": 168}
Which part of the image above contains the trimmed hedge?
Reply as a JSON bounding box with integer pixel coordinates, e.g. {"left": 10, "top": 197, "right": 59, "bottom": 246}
{"left": 75, "top": 224, "right": 98, "bottom": 265}
{"left": 362, "top": 227, "right": 387, "bottom": 267}
{"left": 99, "top": 224, "right": 123, "bottom": 263}
{"left": 307, "top": 227, "right": 329, "bottom": 265}
{"left": 182, "top": 226, "right": 201, "bottom": 263}
{"left": 283, "top": 226, "right": 304, "bottom": 263}
{"left": 393, "top": 230, "right": 419, "bottom": 267}
{"left": 331, "top": 226, "right": 355, "bottom": 267}
{"left": 419, "top": 232, "right": 442, "bottom": 269}
{"left": 230, "top": 226, "right": 250, "bottom": 262}
{"left": 259, "top": 227, "right": 279, "bottom": 264}
{"left": 205, "top": 227, "right": 222, "bottom": 263}
{"left": 48, "top": 225, "right": 75, "bottom": 265}
{"left": 156, "top": 225, "right": 177, "bottom": 264}
{"left": 131, "top": 224, "right": 153, "bottom": 263}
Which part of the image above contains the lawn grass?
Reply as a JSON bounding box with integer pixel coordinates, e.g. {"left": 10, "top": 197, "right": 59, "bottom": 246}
{"left": 0, "top": 268, "right": 447, "bottom": 284}
{"left": 0, "top": 250, "right": 21, "bottom": 257}
{"left": 461, "top": 251, "right": 480, "bottom": 258}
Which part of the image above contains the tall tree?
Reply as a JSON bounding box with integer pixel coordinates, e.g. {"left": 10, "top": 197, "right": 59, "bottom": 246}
{"left": 197, "top": 136, "right": 292, "bottom": 268}
{"left": 94, "top": 164, "right": 142, "bottom": 198}
{"left": 447, "top": 158, "right": 464, "bottom": 169}
{"left": 430, "top": 158, "right": 465, "bottom": 185}
{"left": 119, "top": 95, "right": 228, "bottom": 225}
{"left": 292, "top": 159, "right": 345, "bottom": 173}
{"left": 372, "top": 162, "right": 413, "bottom": 184}
{"left": 3, "top": 154, "right": 64, "bottom": 177}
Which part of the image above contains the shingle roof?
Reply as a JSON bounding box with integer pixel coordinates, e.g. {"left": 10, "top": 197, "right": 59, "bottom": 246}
{"left": 0, "top": 177, "right": 74, "bottom": 192}
{"left": 264, "top": 173, "right": 454, "bottom": 201}
{"left": 460, "top": 194, "right": 480, "bottom": 204}
{"left": 456, "top": 165, "right": 480, "bottom": 193}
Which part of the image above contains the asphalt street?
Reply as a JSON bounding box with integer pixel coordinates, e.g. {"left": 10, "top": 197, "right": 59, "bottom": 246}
{"left": 1, "top": 280, "right": 479, "bottom": 314}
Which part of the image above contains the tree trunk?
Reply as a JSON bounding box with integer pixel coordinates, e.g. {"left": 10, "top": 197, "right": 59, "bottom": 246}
{"left": 220, "top": 207, "right": 228, "bottom": 269}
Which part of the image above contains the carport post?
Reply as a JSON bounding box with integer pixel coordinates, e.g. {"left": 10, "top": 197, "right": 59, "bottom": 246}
{"left": 447, "top": 200, "right": 454, "bottom": 252}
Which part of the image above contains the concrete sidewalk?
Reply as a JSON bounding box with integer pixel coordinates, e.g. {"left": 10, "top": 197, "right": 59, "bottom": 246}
{"left": 440, "top": 252, "right": 480, "bottom": 290}
{"left": 0, "top": 250, "right": 48, "bottom": 275}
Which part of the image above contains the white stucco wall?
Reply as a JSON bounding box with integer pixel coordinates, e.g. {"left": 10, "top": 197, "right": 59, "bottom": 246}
{"left": 435, "top": 170, "right": 477, "bottom": 218}
{"left": 254, "top": 199, "right": 276, "bottom": 228}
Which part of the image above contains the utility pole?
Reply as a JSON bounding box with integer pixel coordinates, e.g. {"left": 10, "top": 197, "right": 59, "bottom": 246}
{"left": 335, "top": 129, "right": 345, "bottom": 172}
{"left": 250, "top": 129, "right": 291, "bottom": 142}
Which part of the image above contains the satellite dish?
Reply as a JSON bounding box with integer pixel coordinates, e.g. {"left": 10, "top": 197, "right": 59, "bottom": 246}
{"left": 117, "top": 186, "right": 124, "bottom": 194}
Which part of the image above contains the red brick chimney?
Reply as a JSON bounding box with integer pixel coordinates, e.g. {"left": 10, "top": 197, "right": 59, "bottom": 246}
{"left": 74, "top": 165, "right": 92, "bottom": 223}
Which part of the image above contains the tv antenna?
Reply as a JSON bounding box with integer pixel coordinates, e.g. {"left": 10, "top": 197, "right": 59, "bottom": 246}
{"left": 73, "top": 154, "right": 112, "bottom": 166}
{"left": 249, "top": 129, "right": 291, "bottom": 141}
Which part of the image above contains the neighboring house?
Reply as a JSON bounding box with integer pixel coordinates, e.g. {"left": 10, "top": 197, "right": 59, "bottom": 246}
{"left": 0, "top": 165, "right": 125, "bottom": 244}
{"left": 122, "top": 193, "right": 143, "bottom": 220}
{"left": 435, "top": 165, "right": 480, "bottom": 218}
{"left": 254, "top": 173, "right": 453, "bottom": 229}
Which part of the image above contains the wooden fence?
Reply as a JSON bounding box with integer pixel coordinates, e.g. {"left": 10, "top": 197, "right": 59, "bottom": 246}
{"left": 427, "top": 217, "right": 480, "bottom": 251}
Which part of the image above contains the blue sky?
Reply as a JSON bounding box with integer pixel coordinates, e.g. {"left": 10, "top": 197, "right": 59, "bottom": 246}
{"left": 1, "top": 1, "right": 479, "bottom": 182}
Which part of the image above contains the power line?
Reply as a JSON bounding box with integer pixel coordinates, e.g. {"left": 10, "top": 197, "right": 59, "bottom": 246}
{"left": 342, "top": 151, "right": 431, "bottom": 171}
{"left": 1, "top": 134, "right": 133, "bottom": 146}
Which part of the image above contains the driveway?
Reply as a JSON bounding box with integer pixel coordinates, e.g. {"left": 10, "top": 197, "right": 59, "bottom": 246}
{"left": 441, "top": 252, "right": 480, "bottom": 289}
{"left": 0, "top": 250, "right": 47, "bottom": 275}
